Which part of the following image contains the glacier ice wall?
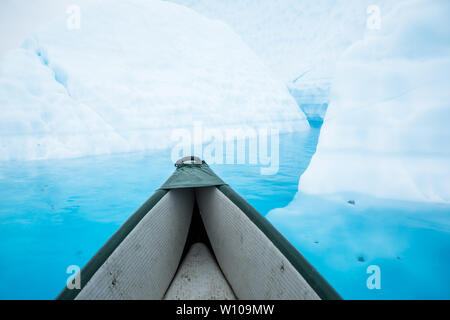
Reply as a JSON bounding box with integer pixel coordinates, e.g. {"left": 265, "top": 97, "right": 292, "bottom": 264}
{"left": 169, "top": 0, "right": 397, "bottom": 83}
{"left": 0, "top": 0, "right": 103, "bottom": 56}
{"left": 0, "top": 0, "right": 307, "bottom": 161}
{"left": 300, "top": 0, "right": 450, "bottom": 203}
{"left": 169, "top": 0, "right": 397, "bottom": 123}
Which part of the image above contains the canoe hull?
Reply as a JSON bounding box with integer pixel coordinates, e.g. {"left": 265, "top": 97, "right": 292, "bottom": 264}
{"left": 57, "top": 163, "right": 341, "bottom": 300}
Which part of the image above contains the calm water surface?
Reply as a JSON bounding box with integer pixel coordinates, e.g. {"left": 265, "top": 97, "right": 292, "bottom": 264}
{"left": 1, "top": 126, "right": 449, "bottom": 299}
{"left": 0, "top": 129, "right": 319, "bottom": 299}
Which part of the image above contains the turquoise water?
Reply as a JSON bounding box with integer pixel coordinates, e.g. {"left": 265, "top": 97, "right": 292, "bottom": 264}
{"left": 268, "top": 193, "right": 450, "bottom": 300}
{"left": 0, "top": 127, "right": 449, "bottom": 299}
{"left": 0, "top": 130, "right": 319, "bottom": 299}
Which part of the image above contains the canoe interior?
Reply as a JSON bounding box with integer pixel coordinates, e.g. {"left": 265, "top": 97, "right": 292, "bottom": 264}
{"left": 57, "top": 185, "right": 340, "bottom": 300}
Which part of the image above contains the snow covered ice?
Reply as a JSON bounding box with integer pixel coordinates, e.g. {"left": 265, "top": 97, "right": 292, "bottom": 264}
{"left": 171, "top": 0, "right": 450, "bottom": 202}
{"left": 170, "top": 0, "right": 397, "bottom": 122}
{"left": 0, "top": 0, "right": 307, "bottom": 161}
{"left": 0, "top": 0, "right": 104, "bottom": 55}
{"left": 170, "top": 0, "right": 396, "bottom": 83}
{"left": 300, "top": 0, "right": 450, "bottom": 203}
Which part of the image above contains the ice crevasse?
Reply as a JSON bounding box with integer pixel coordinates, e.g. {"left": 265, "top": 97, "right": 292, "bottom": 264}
{"left": 0, "top": 0, "right": 307, "bottom": 161}
{"left": 300, "top": 0, "right": 450, "bottom": 203}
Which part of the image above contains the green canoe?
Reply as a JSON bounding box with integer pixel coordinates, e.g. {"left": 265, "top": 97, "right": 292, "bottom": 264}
{"left": 57, "top": 157, "right": 341, "bottom": 300}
